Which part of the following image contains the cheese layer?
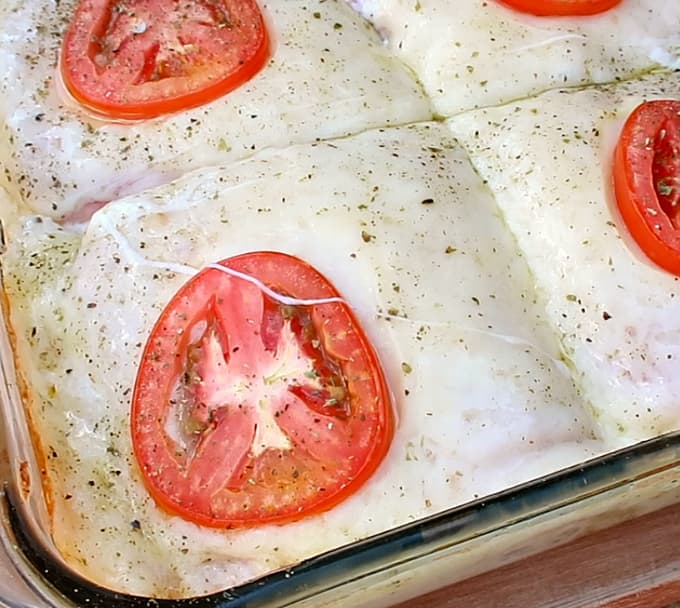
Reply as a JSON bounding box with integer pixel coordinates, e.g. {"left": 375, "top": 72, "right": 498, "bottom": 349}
{"left": 1, "top": 123, "right": 600, "bottom": 597}
{"left": 448, "top": 70, "right": 680, "bottom": 444}
{"left": 0, "top": 0, "right": 431, "bottom": 220}
{"left": 347, "top": 0, "right": 680, "bottom": 116}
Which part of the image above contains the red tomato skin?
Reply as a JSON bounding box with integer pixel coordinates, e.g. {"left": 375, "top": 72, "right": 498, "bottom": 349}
{"left": 131, "top": 252, "right": 394, "bottom": 528}
{"left": 60, "top": 0, "right": 270, "bottom": 120}
{"left": 497, "top": 0, "right": 621, "bottom": 16}
{"left": 613, "top": 100, "right": 680, "bottom": 276}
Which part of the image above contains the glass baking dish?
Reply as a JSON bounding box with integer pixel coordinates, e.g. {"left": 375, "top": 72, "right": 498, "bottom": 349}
{"left": 1, "top": 270, "right": 679, "bottom": 608}
{"left": 1, "top": 0, "right": 679, "bottom": 603}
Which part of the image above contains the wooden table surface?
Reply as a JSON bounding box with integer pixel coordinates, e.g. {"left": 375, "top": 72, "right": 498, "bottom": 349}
{"left": 398, "top": 502, "right": 680, "bottom": 608}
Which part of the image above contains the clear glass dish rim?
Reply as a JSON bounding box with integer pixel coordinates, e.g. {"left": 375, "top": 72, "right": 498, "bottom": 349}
{"left": 3, "top": 428, "right": 680, "bottom": 608}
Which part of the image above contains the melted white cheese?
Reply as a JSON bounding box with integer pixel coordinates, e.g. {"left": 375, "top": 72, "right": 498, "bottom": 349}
{"left": 347, "top": 0, "right": 680, "bottom": 116}
{"left": 0, "top": 123, "right": 601, "bottom": 598}
{"left": 0, "top": 0, "right": 431, "bottom": 219}
{"left": 448, "top": 70, "right": 680, "bottom": 444}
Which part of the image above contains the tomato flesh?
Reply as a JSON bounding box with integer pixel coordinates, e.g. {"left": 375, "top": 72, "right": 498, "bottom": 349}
{"left": 613, "top": 100, "right": 680, "bottom": 276}
{"left": 497, "top": 0, "right": 621, "bottom": 16}
{"left": 61, "top": 0, "right": 269, "bottom": 120}
{"left": 652, "top": 118, "right": 680, "bottom": 227}
{"left": 131, "top": 252, "right": 394, "bottom": 528}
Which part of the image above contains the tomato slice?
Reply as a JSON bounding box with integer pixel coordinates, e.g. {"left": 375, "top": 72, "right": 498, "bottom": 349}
{"left": 613, "top": 100, "right": 680, "bottom": 276}
{"left": 60, "top": 0, "right": 269, "bottom": 120}
{"left": 496, "top": 0, "right": 621, "bottom": 16}
{"left": 131, "top": 252, "right": 394, "bottom": 528}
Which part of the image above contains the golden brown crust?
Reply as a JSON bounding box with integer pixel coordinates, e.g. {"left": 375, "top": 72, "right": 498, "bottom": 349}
{"left": 0, "top": 277, "right": 54, "bottom": 518}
